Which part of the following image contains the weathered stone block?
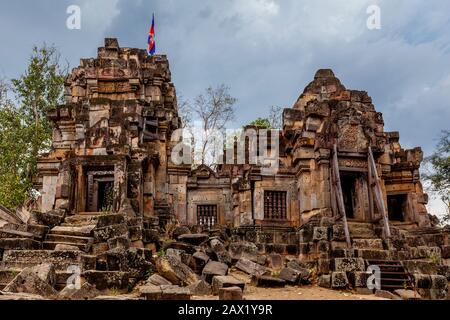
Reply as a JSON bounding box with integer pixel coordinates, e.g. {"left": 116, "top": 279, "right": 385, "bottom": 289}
{"left": 267, "top": 254, "right": 283, "bottom": 270}
{"left": 96, "top": 214, "right": 125, "bottom": 228}
{"left": 317, "top": 258, "right": 330, "bottom": 275}
{"left": 178, "top": 234, "right": 209, "bottom": 246}
{"left": 202, "top": 261, "right": 228, "bottom": 283}
{"left": 229, "top": 242, "right": 258, "bottom": 262}
{"left": 145, "top": 274, "right": 172, "bottom": 286}
{"left": 93, "top": 224, "right": 128, "bottom": 242}
{"left": 139, "top": 285, "right": 162, "bottom": 300}
{"left": 313, "top": 227, "right": 328, "bottom": 241}
{"left": 253, "top": 275, "right": 286, "bottom": 288}
{"left": 188, "top": 280, "right": 211, "bottom": 296}
{"left": 160, "top": 285, "right": 191, "bottom": 300}
{"left": 58, "top": 282, "right": 100, "bottom": 300}
{"left": 235, "top": 258, "right": 269, "bottom": 277}
{"left": 348, "top": 271, "right": 369, "bottom": 288}
{"left": 333, "top": 258, "right": 365, "bottom": 272}
{"left": 331, "top": 272, "right": 349, "bottom": 289}
{"left": 278, "top": 267, "right": 301, "bottom": 284}
{"left": 143, "top": 229, "right": 160, "bottom": 243}
{"left": 3, "top": 267, "right": 58, "bottom": 297}
{"left": 352, "top": 239, "right": 383, "bottom": 250}
{"left": 331, "top": 224, "right": 346, "bottom": 241}
{"left": 83, "top": 271, "right": 129, "bottom": 290}
{"left": 317, "top": 240, "right": 330, "bottom": 254}
{"left": 155, "top": 255, "right": 198, "bottom": 286}
{"left": 212, "top": 275, "right": 245, "bottom": 295}
{"left": 219, "top": 286, "right": 243, "bottom": 300}
{"left": 189, "top": 251, "right": 210, "bottom": 273}
{"left": 394, "top": 289, "right": 421, "bottom": 300}
{"left": 318, "top": 275, "right": 331, "bottom": 288}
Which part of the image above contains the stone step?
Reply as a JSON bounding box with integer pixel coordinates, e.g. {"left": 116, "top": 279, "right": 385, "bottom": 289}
{"left": 2, "top": 250, "right": 85, "bottom": 268}
{"left": 76, "top": 212, "right": 103, "bottom": 216}
{"left": 50, "top": 225, "right": 96, "bottom": 237}
{"left": 46, "top": 233, "right": 93, "bottom": 245}
{"left": 42, "top": 241, "right": 90, "bottom": 252}
{"left": 348, "top": 222, "right": 377, "bottom": 239}
{"left": 64, "top": 215, "right": 100, "bottom": 225}
{"left": 0, "top": 229, "right": 35, "bottom": 239}
{"left": 0, "top": 238, "right": 42, "bottom": 250}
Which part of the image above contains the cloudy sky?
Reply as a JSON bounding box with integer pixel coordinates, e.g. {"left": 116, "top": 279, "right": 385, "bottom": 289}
{"left": 0, "top": 0, "right": 449, "bottom": 215}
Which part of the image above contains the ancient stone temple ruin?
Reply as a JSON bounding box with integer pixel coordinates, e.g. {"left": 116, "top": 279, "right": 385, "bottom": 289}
{"left": 0, "top": 39, "right": 448, "bottom": 300}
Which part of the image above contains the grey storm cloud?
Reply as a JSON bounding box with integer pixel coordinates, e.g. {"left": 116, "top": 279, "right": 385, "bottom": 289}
{"left": 1, "top": 0, "right": 449, "bottom": 215}
{"left": 0, "top": 0, "right": 449, "bottom": 153}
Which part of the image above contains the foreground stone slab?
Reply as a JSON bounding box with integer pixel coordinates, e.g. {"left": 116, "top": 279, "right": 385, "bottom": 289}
{"left": 83, "top": 271, "right": 129, "bottom": 290}
{"left": 139, "top": 285, "right": 162, "bottom": 300}
{"left": 202, "top": 261, "right": 228, "bottom": 283}
{"left": 188, "top": 280, "right": 212, "bottom": 296}
{"left": 253, "top": 276, "right": 286, "bottom": 288}
{"left": 333, "top": 258, "right": 365, "bottom": 272}
{"left": 145, "top": 274, "right": 172, "bottom": 286}
{"left": 3, "top": 267, "right": 57, "bottom": 297}
{"left": 212, "top": 275, "right": 245, "bottom": 295}
{"left": 219, "top": 286, "right": 243, "bottom": 300}
{"left": 58, "top": 282, "right": 100, "bottom": 300}
{"left": 156, "top": 255, "right": 198, "bottom": 286}
{"left": 375, "top": 290, "right": 400, "bottom": 300}
{"left": 0, "top": 229, "right": 35, "bottom": 239}
{"left": 229, "top": 242, "right": 258, "bottom": 262}
{"left": 190, "top": 251, "right": 210, "bottom": 273}
{"left": 278, "top": 267, "right": 301, "bottom": 284}
{"left": 394, "top": 289, "right": 422, "bottom": 300}
{"left": 0, "top": 238, "right": 41, "bottom": 250}
{"left": 331, "top": 272, "right": 349, "bottom": 289}
{"left": 178, "top": 234, "right": 209, "bottom": 246}
{"left": 318, "top": 275, "right": 331, "bottom": 288}
{"left": 0, "top": 292, "right": 46, "bottom": 300}
{"left": 235, "top": 258, "right": 269, "bottom": 277}
{"left": 160, "top": 285, "right": 191, "bottom": 300}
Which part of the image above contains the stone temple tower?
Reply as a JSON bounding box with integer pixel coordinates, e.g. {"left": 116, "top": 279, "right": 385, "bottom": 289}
{"left": 34, "top": 38, "right": 184, "bottom": 224}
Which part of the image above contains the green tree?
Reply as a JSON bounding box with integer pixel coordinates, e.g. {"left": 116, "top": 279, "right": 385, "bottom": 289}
{"left": 0, "top": 44, "right": 65, "bottom": 209}
{"left": 0, "top": 84, "right": 31, "bottom": 208}
{"left": 424, "top": 130, "right": 450, "bottom": 223}
{"left": 248, "top": 117, "right": 272, "bottom": 129}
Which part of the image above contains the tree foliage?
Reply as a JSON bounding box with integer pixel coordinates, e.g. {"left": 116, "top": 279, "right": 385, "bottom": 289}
{"left": 248, "top": 106, "right": 283, "bottom": 129}
{"left": 249, "top": 117, "right": 271, "bottom": 128}
{"left": 0, "top": 44, "right": 65, "bottom": 209}
{"left": 424, "top": 130, "right": 450, "bottom": 222}
{"left": 179, "top": 84, "right": 237, "bottom": 166}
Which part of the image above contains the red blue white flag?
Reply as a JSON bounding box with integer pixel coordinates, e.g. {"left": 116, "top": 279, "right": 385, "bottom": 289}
{"left": 148, "top": 13, "right": 156, "bottom": 55}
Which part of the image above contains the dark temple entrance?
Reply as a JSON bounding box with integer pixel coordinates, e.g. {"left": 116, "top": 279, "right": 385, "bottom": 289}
{"left": 86, "top": 168, "right": 115, "bottom": 212}
{"left": 387, "top": 194, "right": 407, "bottom": 222}
{"left": 340, "top": 172, "right": 357, "bottom": 219}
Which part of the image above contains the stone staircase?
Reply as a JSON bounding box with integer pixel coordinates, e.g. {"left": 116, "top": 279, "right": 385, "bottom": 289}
{"left": 154, "top": 200, "right": 173, "bottom": 228}
{"left": 0, "top": 249, "right": 95, "bottom": 290}
{"left": 42, "top": 212, "right": 100, "bottom": 252}
{"left": 366, "top": 259, "right": 412, "bottom": 291}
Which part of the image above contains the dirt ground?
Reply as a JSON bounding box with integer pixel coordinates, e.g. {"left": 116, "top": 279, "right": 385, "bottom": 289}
{"left": 193, "top": 270, "right": 387, "bottom": 301}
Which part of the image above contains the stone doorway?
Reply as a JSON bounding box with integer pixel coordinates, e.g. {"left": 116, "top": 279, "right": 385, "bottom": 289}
{"left": 387, "top": 194, "right": 407, "bottom": 222}
{"left": 340, "top": 172, "right": 358, "bottom": 219}
{"left": 86, "top": 169, "right": 115, "bottom": 212}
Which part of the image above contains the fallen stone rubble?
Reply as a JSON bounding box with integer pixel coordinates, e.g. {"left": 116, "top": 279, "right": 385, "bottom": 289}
{"left": 0, "top": 219, "right": 448, "bottom": 300}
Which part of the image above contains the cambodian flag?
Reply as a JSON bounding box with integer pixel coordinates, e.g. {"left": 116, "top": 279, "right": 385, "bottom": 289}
{"left": 147, "top": 13, "right": 156, "bottom": 55}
